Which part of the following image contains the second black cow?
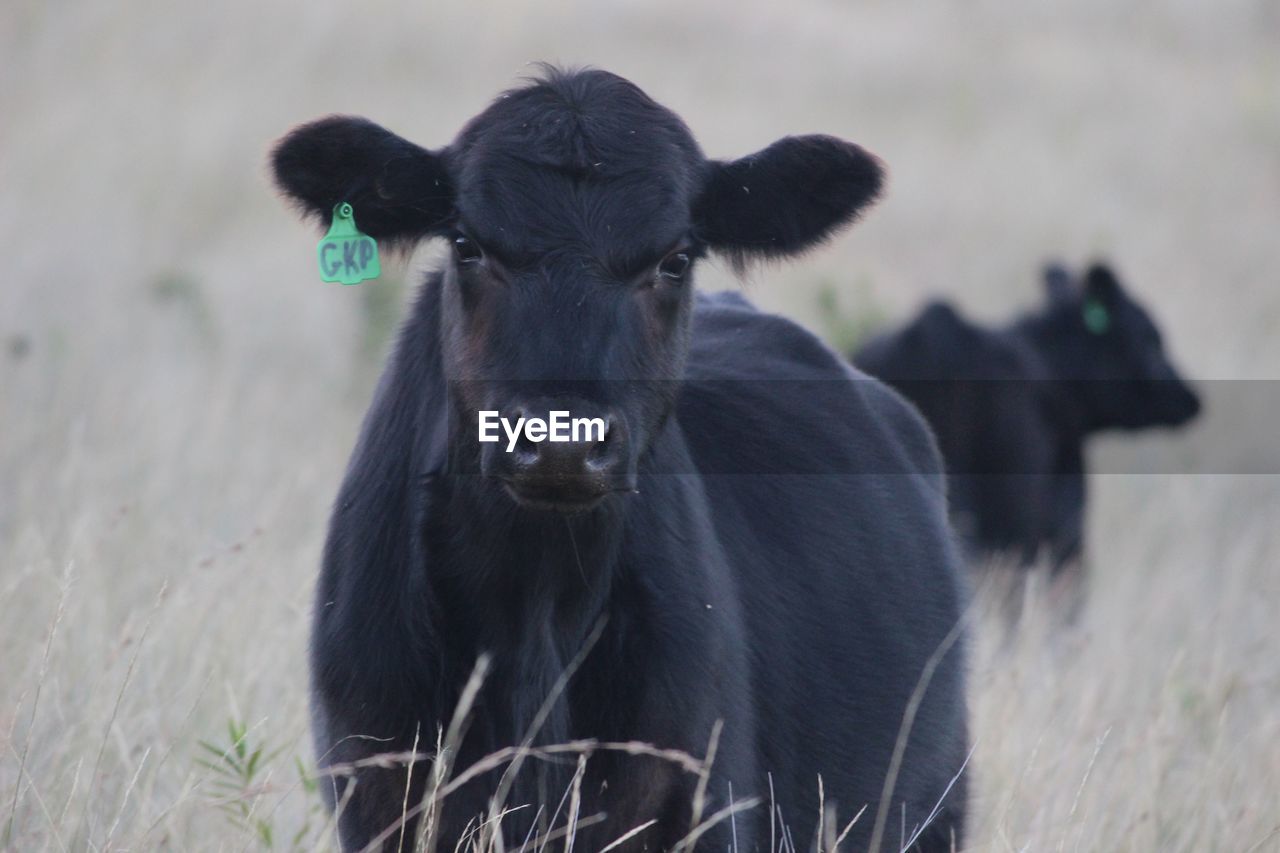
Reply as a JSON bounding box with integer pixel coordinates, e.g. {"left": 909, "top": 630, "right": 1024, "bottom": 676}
{"left": 855, "top": 261, "right": 1201, "bottom": 571}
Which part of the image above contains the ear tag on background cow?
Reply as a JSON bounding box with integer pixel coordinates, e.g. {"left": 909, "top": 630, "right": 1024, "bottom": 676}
{"left": 1082, "top": 299, "right": 1110, "bottom": 335}
{"left": 317, "top": 202, "right": 380, "bottom": 285}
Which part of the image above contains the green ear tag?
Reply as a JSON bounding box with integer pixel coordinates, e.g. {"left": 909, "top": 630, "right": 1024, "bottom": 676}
{"left": 1083, "top": 299, "right": 1111, "bottom": 335}
{"left": 317, "top": 202, "right": 380, "bottom": 285}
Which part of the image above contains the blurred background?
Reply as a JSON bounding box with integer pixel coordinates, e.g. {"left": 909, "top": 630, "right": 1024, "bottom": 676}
{"left": 2, "top": 0, "right": 1278, "bottom": 849}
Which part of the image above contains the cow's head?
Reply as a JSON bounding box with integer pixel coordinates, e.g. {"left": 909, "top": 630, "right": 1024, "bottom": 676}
{"left": 1040, "top": 262, "right": 1201, "bottom": 431}
{"left": 271, "top": 68, "right": 883, "bottom": 512}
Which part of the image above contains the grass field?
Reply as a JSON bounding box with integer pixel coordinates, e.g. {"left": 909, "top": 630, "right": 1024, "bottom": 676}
{"left": 3, "top": 0, "right": 1279, "bottom": 849}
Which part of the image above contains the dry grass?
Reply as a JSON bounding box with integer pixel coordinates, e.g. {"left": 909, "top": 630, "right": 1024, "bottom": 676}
{"left": 3, "top": 0, "right": 1279, "bottom": 849}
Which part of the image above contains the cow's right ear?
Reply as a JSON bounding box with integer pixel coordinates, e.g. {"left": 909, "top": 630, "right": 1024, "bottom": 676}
{"left": 1083, "top": 263, "right": 1123, "bottom": 303}
{"left": 270, "top": 116, "right": 455, "bottom": 244}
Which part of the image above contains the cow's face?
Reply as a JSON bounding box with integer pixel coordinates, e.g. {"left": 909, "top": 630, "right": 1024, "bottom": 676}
{"left": 1043, "top": 263, "right": 1201, "bottom": 431}
{"left": 271, "top": 68, "right": 883, "bottom": 512}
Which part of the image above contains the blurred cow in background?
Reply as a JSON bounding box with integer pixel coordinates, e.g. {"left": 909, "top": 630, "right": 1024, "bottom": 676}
{"left": 855, "top": 261, "right": 1201, "bottom": 580}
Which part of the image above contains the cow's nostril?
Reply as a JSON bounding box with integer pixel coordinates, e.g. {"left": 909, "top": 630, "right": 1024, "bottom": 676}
{"left": 513, "top": 431, "right": 539, "bottom": 464}
{"left": 588, "top": 415, "right": 620, "bottom": 464}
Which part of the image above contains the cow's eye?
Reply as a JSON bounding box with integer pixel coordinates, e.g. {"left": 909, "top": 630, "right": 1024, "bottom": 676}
{"left": 453, "top": 235, "right": 483, "bottom": 265}
{"left": 658, "top": 251, "right": 691, "bottom": 281}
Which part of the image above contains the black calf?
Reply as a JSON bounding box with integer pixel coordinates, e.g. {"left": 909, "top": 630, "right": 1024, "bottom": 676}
{"left": 273, "top": 67, "right": 968, "bottom": 851}
{"left": 855, "top": 261, "right": 1200, "bottom": 570}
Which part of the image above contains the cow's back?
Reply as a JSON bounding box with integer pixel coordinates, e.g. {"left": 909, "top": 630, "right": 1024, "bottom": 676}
{"left": 678, "top": 292, "right": 969, "bottom": 844}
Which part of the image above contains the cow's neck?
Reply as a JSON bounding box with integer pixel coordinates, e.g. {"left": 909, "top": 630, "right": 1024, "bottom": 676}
{"left": 419, "top": 416, "right": 689, "bottom": 726}
{"left": 424, "top": 475, "right": 625, "bottom": 647}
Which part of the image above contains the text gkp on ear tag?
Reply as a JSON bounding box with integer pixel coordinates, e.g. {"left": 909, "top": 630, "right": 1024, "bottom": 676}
{"left": 318, "top": 202, "right": 380, "bottom": 285}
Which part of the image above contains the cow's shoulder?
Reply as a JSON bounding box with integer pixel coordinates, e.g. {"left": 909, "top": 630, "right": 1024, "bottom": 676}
{"left": 858, "top": 300, "right": 1037, "bottom": 381}
{"left": 913, "top": 300, "right": 977, "bottom": 345}
{"left": 683, "top": 293, "right": 944, "bottom": 484}
{"left": 689, "top": 289, "right": 850, "bottom": 380}
{"left": 697, "top": 288, "right": 756, "bottom": 313}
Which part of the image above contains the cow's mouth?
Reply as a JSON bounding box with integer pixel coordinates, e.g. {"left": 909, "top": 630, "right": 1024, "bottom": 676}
{"left": 500, "top": 480, "right": 616, "bottom": 514}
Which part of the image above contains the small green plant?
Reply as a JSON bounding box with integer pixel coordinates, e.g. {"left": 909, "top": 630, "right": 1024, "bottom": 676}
{"left": 290, "top": 757, "right": 324, "bottom": 851}
{"left": 196, "top": 717, "right": 284, "bottom": 847}
{"left": 813, "top": 276, "right": 888, "bottom": 355}
{"left": 149, "top": 270, "right": 219, "bottom": 350}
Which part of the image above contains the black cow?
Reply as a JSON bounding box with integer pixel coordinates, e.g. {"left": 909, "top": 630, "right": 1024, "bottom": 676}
{"left": 272, "top": 68, "right": 968, "bottom": 852}
{"left": 855, "top": 262, "right": 1201, "bottom": 572}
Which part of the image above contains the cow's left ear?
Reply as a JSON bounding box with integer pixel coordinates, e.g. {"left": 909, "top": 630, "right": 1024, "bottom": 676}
{"left": 270, "top": 115, "right": 455, "bottom": 245}
{"left": 1042, "top": 262, "right": 1076, "bottom": 304}
{"left": 693, "top": 135, "right": 884, "bottom": 266}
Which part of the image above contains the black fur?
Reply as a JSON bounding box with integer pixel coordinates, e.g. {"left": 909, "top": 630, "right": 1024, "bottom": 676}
{"left": 272, "top": 68, "right": 967, "bottom": 851}
{"left": 271, "top": 115, "right": 454, "bottom": 247}
{"left": 693, "top": 135, "right": 884, "bottom": 270}
{"left": 855, "top": 261, "right": 1201, "bottom": 570}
